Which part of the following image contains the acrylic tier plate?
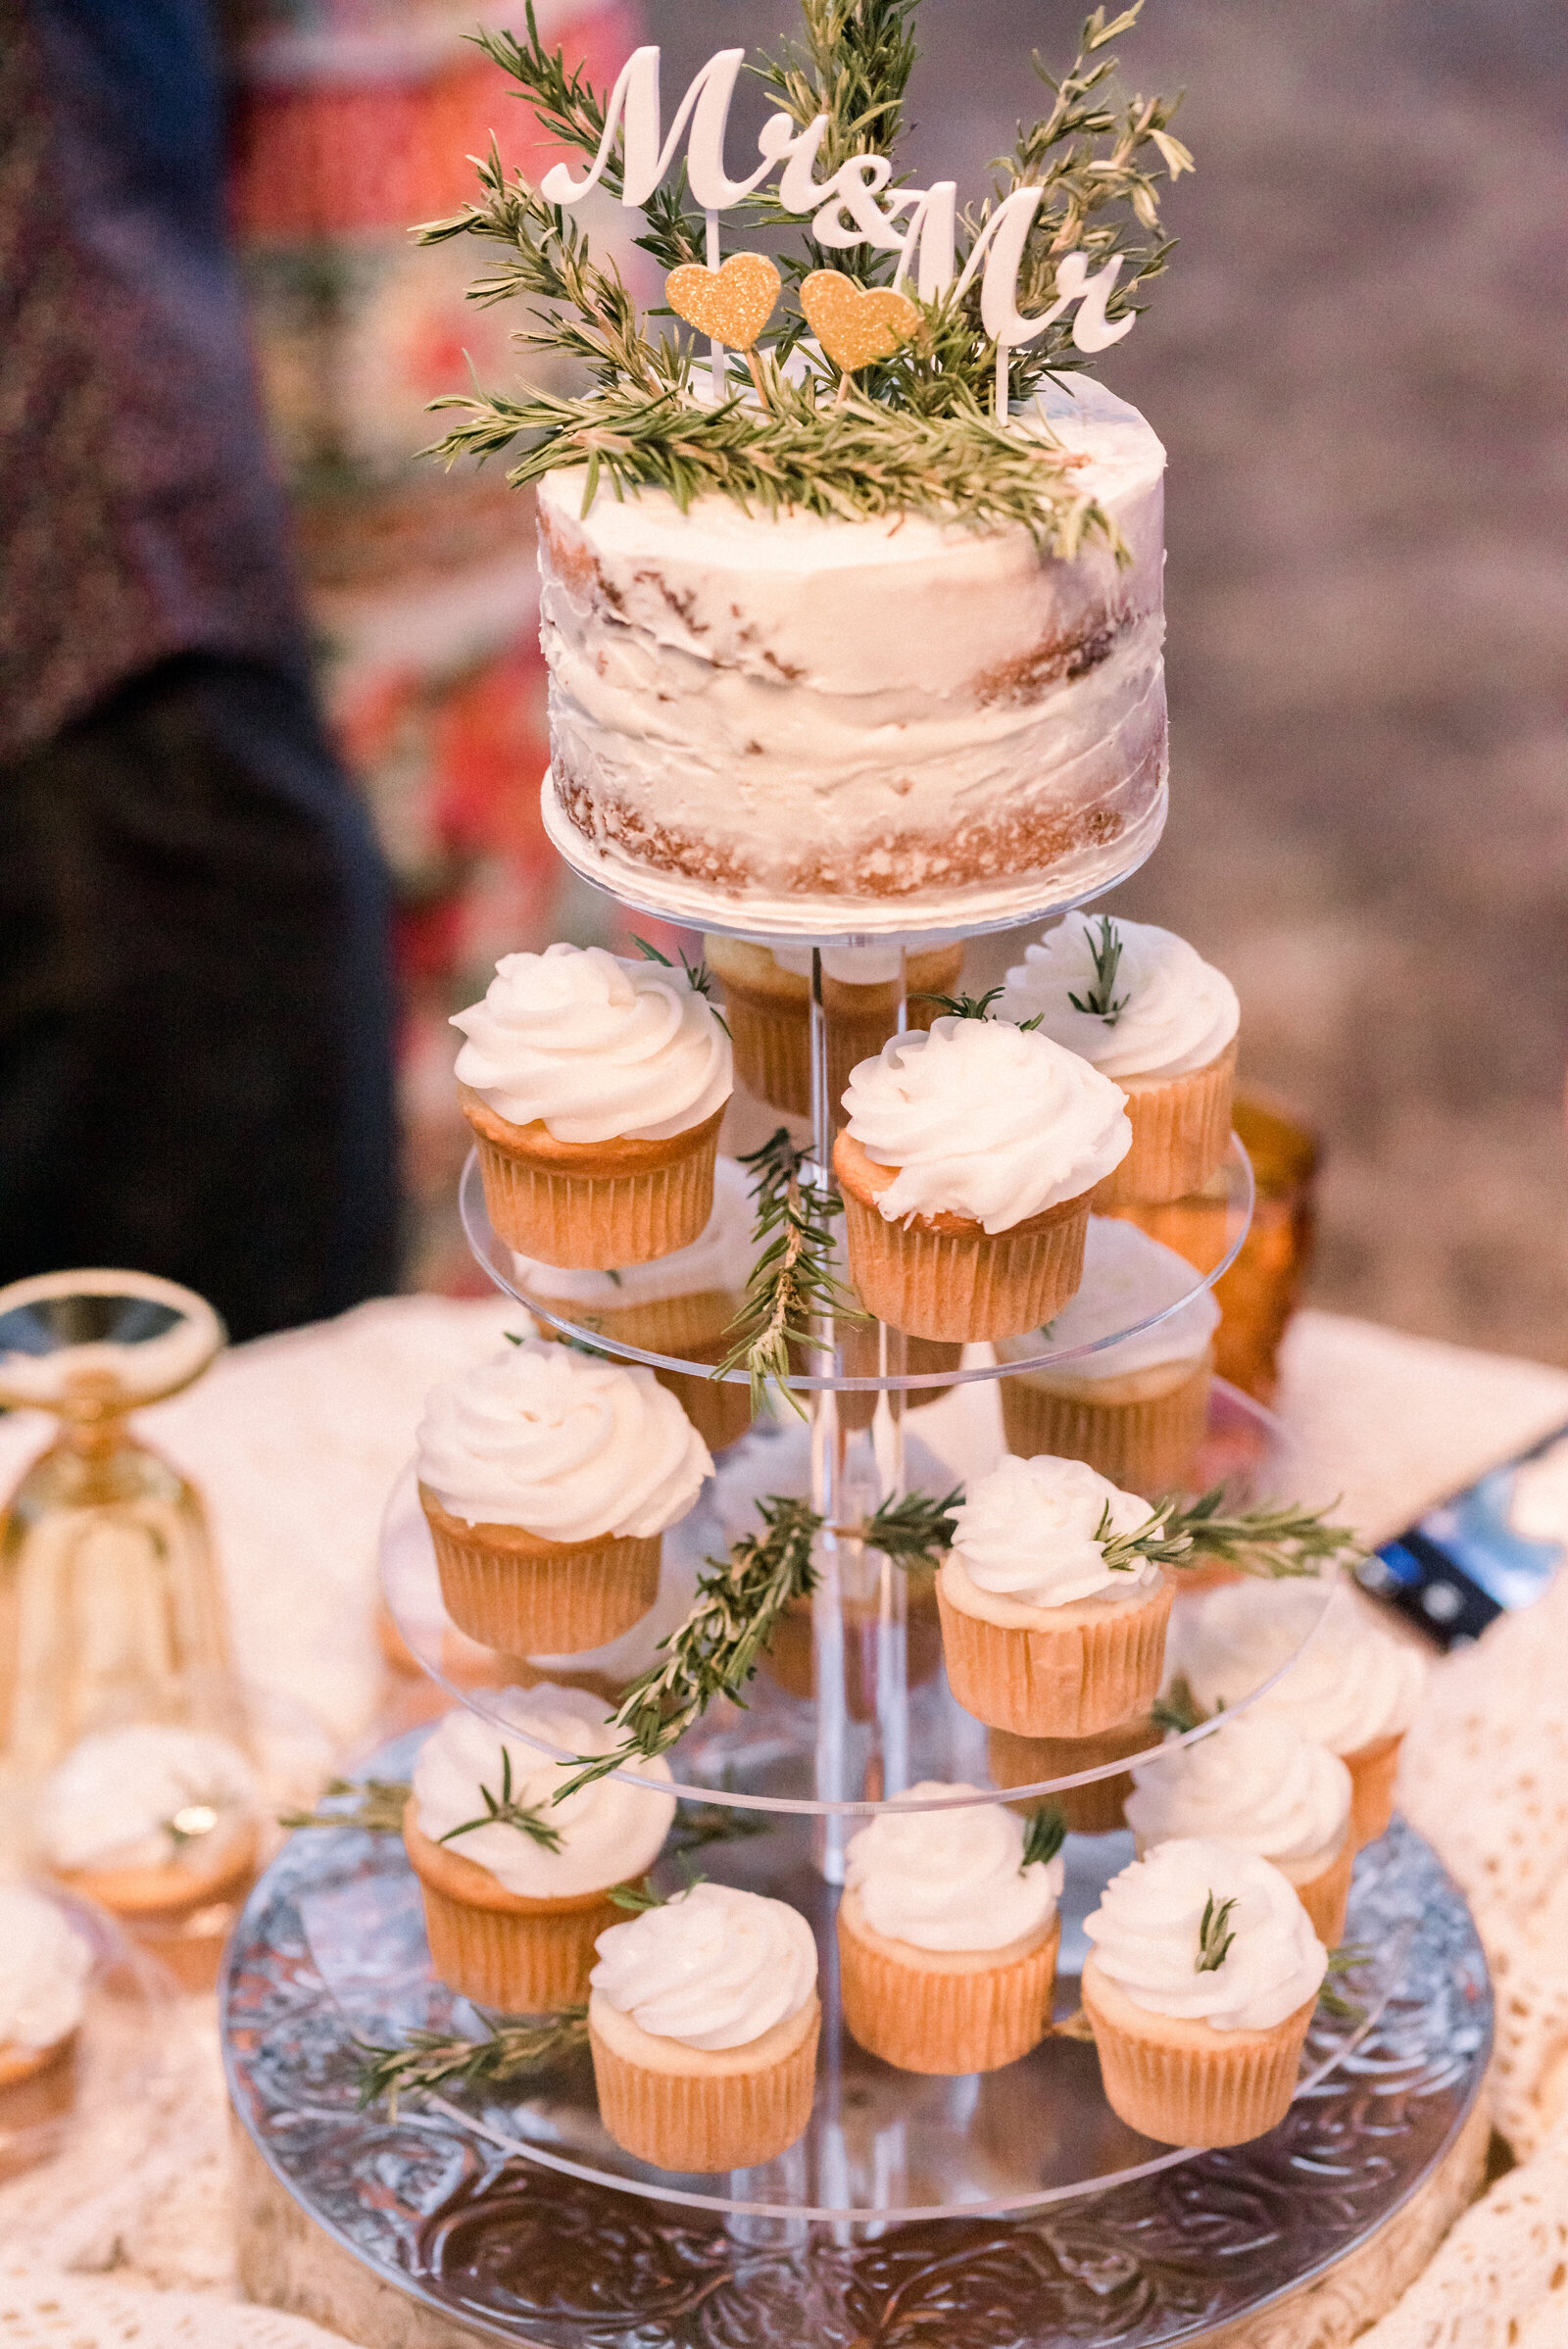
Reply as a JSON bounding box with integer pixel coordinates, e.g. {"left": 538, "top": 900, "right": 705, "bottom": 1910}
{"left": 225, "top": 1751, "right": 1490, "bottom": 2347}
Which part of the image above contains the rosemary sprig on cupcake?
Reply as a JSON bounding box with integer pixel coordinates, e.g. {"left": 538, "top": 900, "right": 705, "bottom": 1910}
{"left": 1066, "top": 914, "right": 1131, "bottom": 1024}
{"left": 1195, "top": 1890, "right": 1238, "bottom": 1973}
{"left": 630, "top": 937, "right": 730, "bottom": 1037}
{"left": 356, "top": 2007, "right": 589, "bottom": 2116}
{"left": 434, "top": 1749, "right": 566, "bottom": 1852}
{"left": 1020, "top": 1803, "right": 1068, "bottom": 1871}
{"left": 719, "top": 1127, "right": 865, "bottom": 1414}
{"left": 1098, "top": 1488, "right": 1364, "bottom": 1582}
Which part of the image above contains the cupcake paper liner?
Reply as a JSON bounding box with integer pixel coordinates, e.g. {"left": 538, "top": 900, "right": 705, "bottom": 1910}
{"left": 1095, "top": 1039, "right": 1239, "bottom": 1208}
{"left": 937, "top": 1570, "right": 1174, "bottom": 1738}
{"left": 58, "top": 1826, "right": 259, "bottom": 1923}
{"left": 1082, "top": 1958, "right": 1315, "bottom": 2147}
{"left": 1000, "top": 1353, "right": 1213, "bottom": 1496}
{"left": 835, "top": 1152, "right": 1091, "bottom": 1344}
{"left": 1345, "top": 1730, "right": 1403, "bottom": 1849}
{"left": 461, "top": 1089, "right": 723, "bottom": 1268}
{"left": 837, "top": 1896, "right": 1059, "bottom": 2075}
{"left": 763, "top": 1573, "right": 944, "bottom": 1715}
{"left": 1291, "top": 1841, "right": 1354, "bottom": 1946}
{"left": 589, "top": 2000, "right": 820, "bottom": 2172}
{"left": 404, "top": 1811, "right": 618, "bottom": 2011}
{"left": 421, "top": 1486, "right": 661, "bottom": 1655}
{"left": 0, "top": 2033, "right": 77, "bottom": 2174}
{"left": 989, "top": 1716, "right": 1157, "bottom": 1836}
{"left": 713, "top": 949, "right": 962, "bottom": 1121}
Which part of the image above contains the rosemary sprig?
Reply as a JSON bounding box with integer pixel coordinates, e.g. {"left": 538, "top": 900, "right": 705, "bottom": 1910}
{"left": 607, "top": 1877, "right": 669, "bottom": 1913}
{"left": 912, "top": 986, "right": 1005, "bottom": 1021}
{"left": 1020, "top": 1803, "right": 1067, "bottom": 1872}
{"left": 1097, "top": 1489, "right": 1364, "bottom": 1582}
{"left": 669, "top": 1801, "right": 772, "bottom": 1857}
{"left": 1066, "top": 915, "right": 1131, "bottom": 1024}
{"left": 279, "top": 1779, "right": 411, "bottom": 1835}
{"left": 554, "top": 1487, "right": 956, "bottom": 1797}
{"left": 435, "top": 1748, "right": 564, "bottom": 1853}
{"left": 1317, "top": 1942, "right": 1372, "bottom": 2023}
{"left": 718, "top": 1128, "right": 865, "bottom": 1416}
{"left": 1150, "top": 1676, "right": 1209, "bottom": 1737}
{"left": 630, "top": 936, "right": 730, "bottom": 1038}
{"left": 867, "top": 1486, "right": 963, "bottom": 1573}
{"left": 418, "top": 7, "right": 1188, "bottom": 524}
{"left": 356, "top": 2007, "right": 588, "bottom": 2118}
{"left": 558, "top": 1494, "right": 823, "bottom": 1799}
{"left": 1196, "top": 1891, "right": 1238, "bottom": 1974}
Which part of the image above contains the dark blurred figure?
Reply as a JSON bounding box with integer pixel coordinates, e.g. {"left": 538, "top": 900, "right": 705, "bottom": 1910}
{"left": 0, "top": 0, "right": 398, "bottom": 1340}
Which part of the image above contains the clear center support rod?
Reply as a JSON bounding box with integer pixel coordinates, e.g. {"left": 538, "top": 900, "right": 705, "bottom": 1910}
{"left": 808, "top": 948, "right": 909, "bottom": 1883}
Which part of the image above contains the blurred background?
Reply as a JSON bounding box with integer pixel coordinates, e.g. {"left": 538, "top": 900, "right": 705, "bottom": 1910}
{"left": 10, "top": 0, "right": 1567, "bottom": 1356}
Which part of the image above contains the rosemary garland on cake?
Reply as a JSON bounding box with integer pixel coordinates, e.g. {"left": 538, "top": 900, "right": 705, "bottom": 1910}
{"left": 415, "top": 1, "right": 1191, "bottom": 550}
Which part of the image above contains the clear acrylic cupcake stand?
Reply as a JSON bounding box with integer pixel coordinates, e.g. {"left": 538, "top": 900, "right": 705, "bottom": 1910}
{"left": 224, "top": 879, "right": 1492, "bottom": 2344}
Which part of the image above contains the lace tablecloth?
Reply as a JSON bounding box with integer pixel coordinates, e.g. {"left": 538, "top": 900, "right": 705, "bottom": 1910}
{"left": 5, "top": 1297, "right": 1568, "bottom": 2348}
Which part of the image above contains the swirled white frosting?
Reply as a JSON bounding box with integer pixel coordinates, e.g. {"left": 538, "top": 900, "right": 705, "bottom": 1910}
{"left": 514, "top": 1155, "right": 754, "bottom": 1311}
{"left": 841, "top": 1018, "right": 1130, "bottom": 1232}
{"left": 0, "top": 1885, "right": 93, "bottom": 2050}
{"left": 416, "top": 1345, "right": 712, "bottom": 1540}
{"left": 844, "top": 1781, "right": 1062, "bottom": 1952}
{"left": 1176, "top": 1580, "right": 1426, "bottom": 1754}
{"left": 1085, "top": 1836, "right": 1327, "bottom": 2031}
{"left": 949, "top": 1453, "right": 1158, "bottom": 1609}
{"left": 999, "top": 1216, "right": 1220, "bottom": 1384}
{"left": 1001, "top": 913, "right": 1238, "bottom": 1081}
{"left": 412, "top": 1688, "right": 674, "bottom": 1899}
{"left": 1126, "top": 1716, "right": 1350, "bottom": 1875}
{"left": 452, "top": 943, "right": 732, "bottom": 1143}
{"left": 35, "top": 1724, "right": 257, "bottom": 1875}
{"left": 590, "top": 1882, "right": 817, "bottom": 2051}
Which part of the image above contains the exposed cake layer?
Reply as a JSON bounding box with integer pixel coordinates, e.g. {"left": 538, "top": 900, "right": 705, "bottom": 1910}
{"left": 537, "top": 379, "right": 1166, "bottom": 924}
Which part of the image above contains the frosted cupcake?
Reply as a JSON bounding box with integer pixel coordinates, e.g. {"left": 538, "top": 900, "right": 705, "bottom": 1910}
{"left": 1125, "top": 1715, "right": 1355, "bottom": 1944}
{"left": 937, "top": 1454, "right": 1171, "bottom": 1737}
{"left": 0, "top": 1885, "right": 94, "bottom": 2174}
{"left": 999, "top": 1218, "right": 1220, "bottom": 1494}
{"left": 1175, "top": 1580, "right": 1425, "bottom": 1849}
{"left": 1002, "top": 914, "right": 1239, "bottom": 1203}
{"left": 589, "top": 1883, "right": 819, "bottom": 2171}
{"left": 704, "top": 936, "right": 963, "bottom": 1120}
{"left": 833, "top": 1019, "right": 1131, "bottom": 1342}
{"left": 516, "top": 1154, "right": 756, "bottom": 1454}
{"left": 37, "top": 1724, "right": 258, "bottom": 1922}
{"left": 416, "top": 1344, "right": 712, "bottom": 1654}
{"left": 1083, "top": 1838, "right": 1326, "bottom": 2145}
{"left": 405, "top": 1690, "right": 674, "bottom": 2012}
{"left": 453, "top": 943, "right": 732, "bottom": 1266}
{"left": 839, "top": 1783, "right": 1062, "bottom": 2074}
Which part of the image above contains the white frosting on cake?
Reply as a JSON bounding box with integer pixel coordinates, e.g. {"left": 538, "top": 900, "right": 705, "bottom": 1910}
{"left": 841, "top": 1017, "right": 1130, "bottom": 1230}
{"left": 416, "top": 1345, "right": 712, "bottom": 1540}
{"left": 1176, "top": 1580, "right": 1426, "bottom": 1754}
{"left": 844, "top": 1781, "right": 1062, "bottom": 1952}
{"left": 36, "top": 1725, "right": 257, "bottom": 1875}
{"left": 997, "top": 1217, "right": 1221, "bottom": 1383}
{"left": 412, "top": 1690, "right": 674, "bottom": 1899}
{"left": 948, "top": 1453, "right": 1157, "bottom": 1609}
{"left": 1085, "top": 1837, "right": 1328, "bottom": 2031}
{"left": 590, "top": 1882, "right": 817, "bottom": 2050}
{"left": 452, "top": 944, "right": 731, "bottom": 1143}
{"left": 1001, "top": 912, "right": 1239, "bottom": 1081}
{"left": 514, "top": 1154, "right": 754, "bottom": 1310}
{"left": 538, "top": 379, "right": 1166, "bottom": 927}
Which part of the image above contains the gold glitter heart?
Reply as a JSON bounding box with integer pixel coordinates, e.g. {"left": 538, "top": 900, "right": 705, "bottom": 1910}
{"left": 665, "top": 253, "right": 782, "bottom": 351}
{"left": 799, "top": 270, "right": 920, "bottom": 372}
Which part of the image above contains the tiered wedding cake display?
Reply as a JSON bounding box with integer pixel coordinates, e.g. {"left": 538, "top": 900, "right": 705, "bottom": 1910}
{"left": 224, "top": 9, "right": 1491, "bottom": 2342}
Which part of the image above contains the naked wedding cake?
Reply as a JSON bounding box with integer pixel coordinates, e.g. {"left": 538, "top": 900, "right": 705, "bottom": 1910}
{"left": 537, "top": 377, "right": 1166, "bottom": 934}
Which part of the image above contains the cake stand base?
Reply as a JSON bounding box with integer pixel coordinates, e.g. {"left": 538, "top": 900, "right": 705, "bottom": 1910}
{"left": 225, "top": 1808, "right": 1491, "bottom": 2348}
{"left": 231, "top": 2100, "right": 1488, "bottom": 2349}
